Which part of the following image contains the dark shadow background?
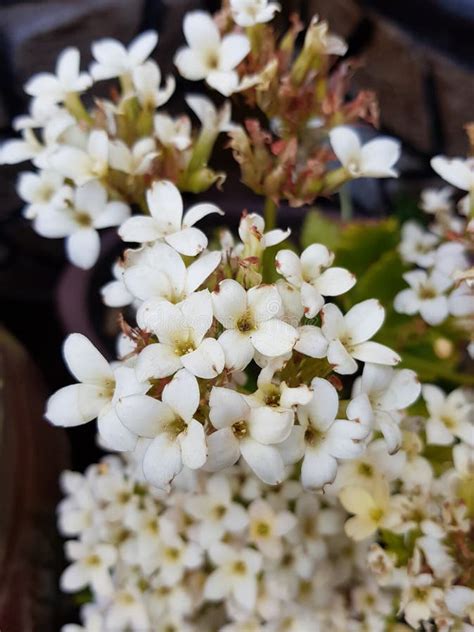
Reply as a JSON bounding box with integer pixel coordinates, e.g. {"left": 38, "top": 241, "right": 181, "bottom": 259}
{"left": 0, "top": 0, "right": 473, "bottom": 629}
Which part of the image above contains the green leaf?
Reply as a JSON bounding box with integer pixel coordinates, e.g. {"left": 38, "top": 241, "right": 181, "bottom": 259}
{"left": 399, "top": 352, "right": 474, "bottom": 386}
{"left": 350, "top": 249, "right": 408, "bottom": 305}
{"left": 300, "top": 209, "right": 341, "bottom": 251}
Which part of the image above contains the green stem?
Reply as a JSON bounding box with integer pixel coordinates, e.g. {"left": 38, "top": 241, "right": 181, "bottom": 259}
{"left": 65, "top": 93, "right": 92, "bottom": 124}
{"left": 263, "top": 197, "right": 278, "bottom": 230}
{"left": 339, "top": 184, "right": 353, "bottom": 222}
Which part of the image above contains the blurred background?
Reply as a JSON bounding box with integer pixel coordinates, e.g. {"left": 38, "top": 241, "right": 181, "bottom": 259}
{"left": 1, "top": 0, "right": 473, "bottom": 629}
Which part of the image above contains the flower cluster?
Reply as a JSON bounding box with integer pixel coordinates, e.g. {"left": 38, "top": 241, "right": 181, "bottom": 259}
{"left": 394, "top": 148, "right": 474, "bottom": 353}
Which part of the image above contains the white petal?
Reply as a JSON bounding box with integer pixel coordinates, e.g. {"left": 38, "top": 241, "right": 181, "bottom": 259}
{"left": 205, "top": 428, "right": 241, "bottom": 470}
{"left": 345, "top": 299, "right": 385, "bottom": 344}
{"left": 329, "top": 126, "right": 361, "bottom": 168}
{"left": 209, "top": 386, "right": 250, "bottom": 429}
{"left": 212, "top": 279, "right": 247, "bottom": 328}
{"left": 233, "top": 576, "right": 257, "bottom": 611}
{"left": 379, "top": 369, "right": 420, "bottom": 410}
{"left": 146, "top": 180, "right": 183, "bottom": 231}
{"left": 182, "top": 338, "right": 225, "bottom": 378}
{"left": 143, "top": 434, "right": 183, "bottom": 489}
{"left": 251, "top": 319, "right": 298, "bottom": 356}
{"left": 162, "top": 368, "right": 200, "bottom": 421}
{"left": 314, "top": 267, "right": 356, "bottom": 296}
{"left": 66, "top": 229, "right": 100, "bottom": 269}
{"left": 183, "top": 203, "right": 224, "bottom": 227}
{"left": 206, "top": 70, "right": 239, "bottom": 96}
{"left": 320, "top": 302, "right": 346, "bottom": 340}
{"left": 277, "top": 426, "right": 305, "bottom": 464}
{"left": 94, "top": 201, "right": 130, "bottom": 229}
{"left": 240, "top": 438, "right": 285, "bottom": 485}
{"left": 34, "top": 207, "right": 78, "bottom": 238}
{"left": 204, "top": 570, "right": 231, "bottom": 601}
{"left": 179, "top": 289, "right": 214, "bottom": 342}
{"left": 426, "top": 419, "right": 454, "bottom": 446}
{"left": 294, "top": 326, "right": 328, "bottom": 358}
{"left": 218, "top": 329, "right": 254, "bottom": 371}
{"left": 183, "top": 11, "right": 220, "bottom": 50}
{"left": 174, "top": 48, "right": 209, "bottom": 80}
{"left": 301, "top": 449, "right": 338, "bottom": 490}
{"left": 352, "top": 341, "right": 400, "bottom": 366}
{"left": 45, "top": 384, "right": 107, "bottom": 426}
{"left": 419, "top": 296, "right": 449, "bottom": 326}
{"left": 118, "top": 216, "right": 161, "bottom": 243}
{"left": 116, "top": 394, "right": 174, "bottom": 438}
{"left": 219, "top": 33, "right": 250, "bottom": 71}
{"left": 97, "top": 407, "right": 137, "bottom": 451}
{"left": 165, "top": 227, "right": 208, "bottom": 256}
{"left": 179, "top": 419, "right": 207, "bottom": 469}
{"left": 377, "top": 414, "right": 402, "bottom": 454}
{"left": 135, "top": 343, "right": 181, "bottom": 381}
{"left": 326, "top": 420, "right": 368, "bottom": 458}
{"left": 302, "top": 378, "right": 338, "bottom": 431}
{"left": 248, "top": 284, "right": 282, "bottom": 323}
{"left": 128, "top": 30, "right": 158, "bottom": 65}
{"left": 248, "top": 407, "right": 293, "bottom": 445}
{"left": 185, "top": 251, "right": 221, "bottom": 294}
{"left": 275, "top": 249, "right": 303, "bottom": 286}
{"left": 327, "top": 339, "right": 358, "bottom": 374}
{"left": 360, "top": 137, "right": 400, "bottom": 177}
{"left": 300, "top": 282, "right": 324, "bottom": 318}
{"left": 63, "top": 333, "right": 113, "bottom": 384}
{"left": 431, "top": 156, "right": 474, "bottom": 191}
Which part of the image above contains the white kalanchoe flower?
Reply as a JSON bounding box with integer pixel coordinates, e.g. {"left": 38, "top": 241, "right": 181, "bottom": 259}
{"left": 207, "top": 386, "right": 291, "bottom": 485}
{"left": 285, "top": 378, "right": 372, "bottom": 490}
{"left": 90, "top": 31, "right": 159, "bottom": 81}
{"left": 24, "top": 47, "right": 92, "bottom": 104}
{"left": 109, "top": 137, "right": 159, "bottom": 177}
{"left": 134, "top": 290, "right": 225, "bottom": 380}
{"left": 174, "top": 11, "right": 251, "bottom": 96}
{"left": 431, "top": 155, "right": 474, "bottom": 192}
{"left": 119, "top": 180, "right": 223, "bottom": 255}
{"left": 17, "top": 169, "right": 70, "bottom": 219}
{"left": 131, "top": 59, "right": 175, "bottom": 109}
{"left": 45, "top": 334, "right": 147, "bottom": 451}
{"left": 420, "top": 186, "right": 454, "bottom": 215}
{"left": 248, "top": 498, "right": 296, "bottom": 559}
{"left": 186, "top": 474, "right": 249, "bottom": 548}
{"left": 154, "top": 113, "right": 192, "bottom": 150}
{"left": 399, "top": 221, "right": 439, "bottom": 268}
{"left": 104, "top": 587, "right": 150, "bottom": 632}
{"left": 34, "top": 180, "right": 130, "bottom": 269}
{"left": 352, "top": 363, "right": 421, "bottom": 454}
{"left": 186, "top": 94, "right": 234, "bottom": 135}
{"left": 394, "top": 269, "right": 452, "bottom": 326}
{"left": 422, "top": 384, "right": 473, "bottom": 446}
{"left": 400, "top": 574, "right": 444, "bottom": 630}
{"left": 50, "top": 129, "right": 109, "bottom": 185}
{"left": 230, "top": 0, "right": 281, "bottom": 27}
{"left": 116, "top": 369, "right": 207, "bottom": 489}
{"left": 61, "top": 540, "right": 117, "bottom": 596}
{"left": 321, "top": 299, "right": 400, "bottom": 374}
{"left": 212, "top": 279, "right": 298, "bottom": 371}
{"left": 275, "top": 243, "right": 355, "bottom": 318}
{"left": 156, "top": 530, "right": 203, "bottom": 586}
{"left": 123, "top": 243, "right": 221, "bottom": 321}
{"left": 204, "top": 542, "right": 262, "bottom": 611}
{"left": 329, "top": 126, "right": 400, "bottom": 179}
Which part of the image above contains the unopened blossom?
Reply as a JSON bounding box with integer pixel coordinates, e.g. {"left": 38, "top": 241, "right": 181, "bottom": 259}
{"left": 394, "top": 269, "right": 452, "bottom": 326}
{"left": 135, "top": 291, "right": 225, "bottom": 380}
{"left": 17, "top": 169, "right": 70, "bottom": 219}
{"left": 204, "top": 542, "right": 262, "bottom": 611}
{"left": 131, "top": 59, "right": 175, "bottom": 108}
{"left": 122, "top": 242, "right": 220, "bottom": 312}
{"left": 399, "top": 221, "right": 439, "bottom": 268}
{"left": 239, "top": 212, "right": 290, "bottom": 254}
{"left": 34, "top": 180, "right": 130, "bottom": 269}
{"left": 248, "top": 498, "right": 296, "bottom": 558}
{"left": 25, "top": 47, "right": 92, "bottom": 103}
{"left": 275, "top": 243, "right": 355, "bottom": 318}
{"left": 286, "top": 378, "right": 372, "bottom": 490}
{"left": 329, "top": 126, "right": 400, "bottom": 179}
{"left": 90, "top": 31, "right": 158, "bottom": 81}
{"left": 51, "top": 129, "right": 109, "bottom": 185}
{"left": 119, "top": 180, "right": 223, "bottom": 255}
{"left": 422, "top": 384, "right": 473, "bottom": 446}
{"left": 207, "top": 386, "right": 290, "bottom": 484}
{"left": 230, "top": 0, "right": 281, "bottom": 27}
{"left": 431, "top": 155, "right": 474, "bottom": 192}
{"left": 321, "top": 299, "right": 400, "bottom": 374}
{"left": 109, "top": 138, "right": 159, "bottom": 176}
{"left": 352, "top": 363, "right": 421, "bottom": 454}
{"left": 302, "top": 15, "right": 348, "bottom": 57}
{"left": 116, "top": 369, "right": 207, "bottom": 489}
{"left": 186, "top": 474, "right": 249, "bottom": 548}
{"left": 212, "top": 279, "right": 298, "bottom": 371}
{"left": 61, "top": 540, "right": 117, "bottom": 596}
{"left": 445, "top": 586, "right": 474, "bottom": 624}
{"left": 174, "top": 11, "right": 250, "bottom": 96}
{"left": 154, "top": 113, "right": 192, "bottom": 150}
{"left": 339, "top": 477, "right": 400, "bottom": 541}
{"left": 45, "top": 334, "right": 147, "bottom": 451}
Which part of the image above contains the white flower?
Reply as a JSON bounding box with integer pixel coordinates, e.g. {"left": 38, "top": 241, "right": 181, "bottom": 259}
{"left": 17, "top": 169, "right": 70, "bottom": 219}
{"left": 119, "top": 180, "right": 223, "bottom": 255}
{"left": 449, "top": 282, "right": 474, "bottom": 318}
{"left": 90, "top": 31, "right": 158, "bottom": 81}
{"left": 321, "top": 299, "right": 400, "bottom": 374}
{"left": 174, "top": 12, "right": 250, "bottom": 96}
{"left": 431, "top": 155, "right": 474, "bottom": 192}
{"left": 248, "top": 498, "right": 296, "bottom": 558}
{"left": 154, "top": 113, "right": 192, "bottom": 150}
{"left": 24, "top": 47, "right": 92, "bottom": 103}
{"left": 352, "top": 363, "right": 421, "bottom": 454}
{"left": 204, "top": 542, "right": 262, "bottom": 611}
{"left": 134, "top": 291, "right": 225, "bottom": 380}
{"left": 50, "top": 129, "right": 109, "bottom": 185}
{"left": 394, "top": 269, "right": 452, "bottom": 325}
{"left": 61, "top": 540, "right": 117, "bottom": 596}
{"left": 212, "top": 279, "right": 298, "bottom": 371}
{"left": 156, "top": 531, "right": 203, "bottom": 586}
{"left": 186, "top": 94, "right": 234, "bottom": 134}
{"left": 104, "top": 588, "right": 150, "bottom": 631}
{"left": 34, "top": 180, "right": 130, "bottom": 269}
{"left": 275, "top": 244, "right": 355, "bottom": 318}
{"left": 445, "top": 586, "right": 474, "bottom": 624}
{"left": 399, "top": 221, "right": 439, "bottom": 267}
{"left": 207, "top": 386, "right": 291, "bottom": 484}
{"left": 420, "top": 186, "right": 454, "bottom": 215}
{"left": 230, "top": 0, "right": 281, "bottom": 27}
{"left": 45, "top": 334, "right": 147, "bottom": 451}
{"left": 285, "top": 378, "right": 371, "bottom": 490}
{"left": 100, "top": 261, "right": 135, "bottom": 308}
{"left": 109, "top": 137, "right": 159, "bottom": 176}
{"left": 116, "top": 369, "right": 207, "bottom": 489}
{"left": 329, "top": 126, "right": 400, "bottom": 178}
{"left": 123, "top": 242, "right": 221, "bottom": 312}
{"left": 132, "top": 59, "right": 175, "bottom": 108}
{"left": 422, "top": 384, "right": 473, "bottom": 446}
{"left": 400, "top": 574, "right": 444, "bottom": 629}
{"left": 186, "top": 474, "right": 249, "bottom": 548}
